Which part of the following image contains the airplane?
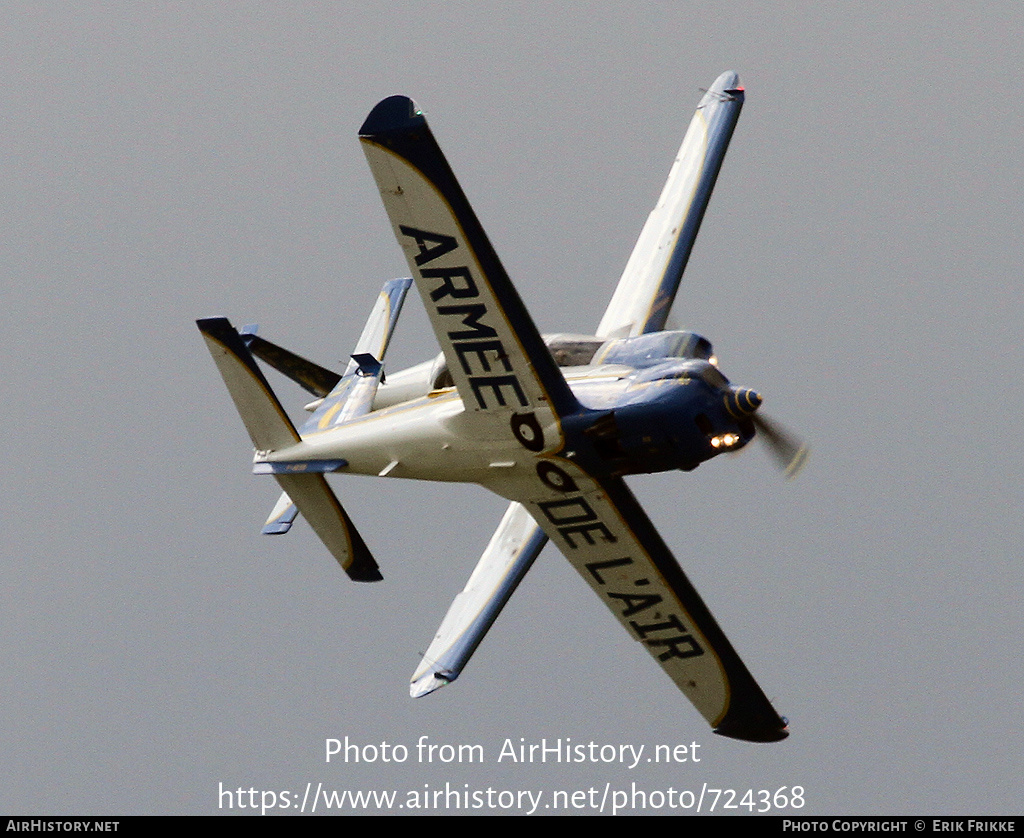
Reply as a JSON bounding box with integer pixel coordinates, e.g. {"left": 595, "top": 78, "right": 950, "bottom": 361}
{"left": 198, "top": 71, "right": 806, "bottom": 743}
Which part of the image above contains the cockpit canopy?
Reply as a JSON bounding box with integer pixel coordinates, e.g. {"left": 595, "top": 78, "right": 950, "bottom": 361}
{"left": 428, "top": 330, "right": 715, "bottom": 389}
{"left": 593, "top": 330, "right": 715, "bottom": 367}
{"left": 543, "top": 334, "right": 608, "bottom": 367}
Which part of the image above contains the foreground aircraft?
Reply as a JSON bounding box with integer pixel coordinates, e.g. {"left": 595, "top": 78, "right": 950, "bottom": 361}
{"left": 199, "top": 71, "right": 806, "bottom": 743}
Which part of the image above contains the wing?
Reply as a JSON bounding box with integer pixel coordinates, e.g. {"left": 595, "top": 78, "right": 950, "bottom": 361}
{"left": 597, "top": 71, "right": 745, "bottom": 339}
{"left": 501, "top": 458, "right": 787, "bottom": 742}
{"left": 411, "top": 502, "right": 547, "bottom": 696}
{"left": 359, "top": 96, "right": 580, "bottom": 453}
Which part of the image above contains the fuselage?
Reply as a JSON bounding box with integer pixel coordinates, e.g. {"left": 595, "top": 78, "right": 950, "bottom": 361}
{"left": 262, "top": 342, "right": 759, "bottom": 488}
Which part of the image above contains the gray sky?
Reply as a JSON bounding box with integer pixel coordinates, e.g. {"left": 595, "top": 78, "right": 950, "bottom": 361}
{"left": 2, "top": 2, "right": 1022, "bottom": 815}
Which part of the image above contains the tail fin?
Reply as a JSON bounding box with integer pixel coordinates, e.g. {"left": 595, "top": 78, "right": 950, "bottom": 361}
{"left": 197, "top": 317, "right": 381, "bottom": 582}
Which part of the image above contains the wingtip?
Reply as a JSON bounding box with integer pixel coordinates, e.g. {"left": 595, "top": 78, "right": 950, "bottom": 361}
{"left": 713, "top": 723, "right": 789, "bottom": 743}
{"left": 714, "top": 70, "right": 741, "bottom": 91}
{"left": 360, "top": 95, "right": 425, "bottom": 137}
{"left": 196, "top": 316, "right": 232, "bottom": 336}
{"left": 261, "top": 522, "right": 292, "bottom": 535}
{"left": 410, "top": 672, "right": 453, "bottom": 698}
{"left": 700, "top": 71, "right": 744, "bottom": 105}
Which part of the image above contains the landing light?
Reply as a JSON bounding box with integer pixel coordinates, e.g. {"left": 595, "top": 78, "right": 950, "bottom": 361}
{"left": 710, "top": 433, "right": 740, "bottom": 449}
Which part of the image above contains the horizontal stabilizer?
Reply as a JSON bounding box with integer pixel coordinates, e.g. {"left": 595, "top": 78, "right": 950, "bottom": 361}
{"left": 253, "top": 459, "right": 348, "bottom": 475}
{"left": 197, "top": 317, "right": 300, "bottom": 452}
{"left": 240, "top": 328, "right": 342, "bottom": 398}
{"left": 198, "top": 318, "right": 380, "bottom": 581}
{"left": 273, "top": 474, "right": 381, "bottom": 582}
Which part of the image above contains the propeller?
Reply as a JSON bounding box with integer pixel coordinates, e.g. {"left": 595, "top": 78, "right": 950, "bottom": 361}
{"left": 722, "top": 384, "right": 808, "bottom": 478}
{"left": 751, "top": 412, "right": 809, "bottom": 478}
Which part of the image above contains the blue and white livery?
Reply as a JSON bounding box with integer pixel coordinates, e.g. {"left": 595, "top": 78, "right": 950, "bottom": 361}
{"left": 198, "top": 72, "right": 805, "bottom": 742}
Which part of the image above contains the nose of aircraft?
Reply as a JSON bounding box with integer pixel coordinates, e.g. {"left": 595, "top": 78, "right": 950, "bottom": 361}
{"left": 724, "top": 387, "right": 762, "bottom": 417}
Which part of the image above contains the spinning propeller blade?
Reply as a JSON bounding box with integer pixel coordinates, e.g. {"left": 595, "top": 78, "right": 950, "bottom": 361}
{"left": 752, "top": 412, "right": 809, "bottom": 478}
